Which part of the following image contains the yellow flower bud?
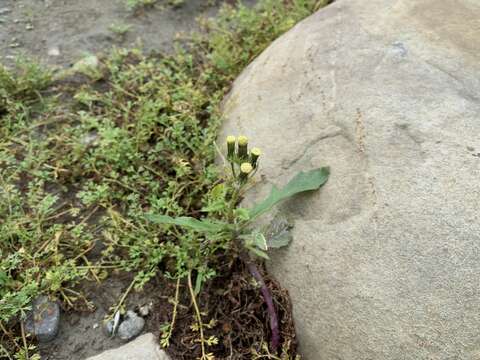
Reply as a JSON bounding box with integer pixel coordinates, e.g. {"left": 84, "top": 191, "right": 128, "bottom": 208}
{"left": 237, "top": 135, "right": 248, "bottom": 160}
{"left": 239, "top": 162, "right": 253, "bottom": 182}
{"left": 238, "top": 136, "right": 248, "bottom": 146}
{"left": 240, "top": 162, "right": 253, "bottom": 174}
{"left": 250, "top": 147, "right": 261, "bottom": 168}
{"left": 226, "top": 136, "right": 236, "bottom": 158}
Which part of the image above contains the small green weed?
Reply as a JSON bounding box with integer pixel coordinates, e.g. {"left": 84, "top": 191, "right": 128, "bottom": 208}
{"left": 108, "top": 23, "right": 132, "bottom": 37}
{"left": 124, "top": 0, "right": 157, "bottom": 11}
{"left": 167, "top": 0, "right": 185, "bottom": 8}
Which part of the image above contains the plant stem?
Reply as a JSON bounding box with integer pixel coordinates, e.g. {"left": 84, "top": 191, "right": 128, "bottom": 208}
{"left": 187, "top": 271, "right": 208, "bottom": 360}
{"left": 241, "top": 252, "right": 280, "bottom": 351}
{"left": 165, "top": 277, "right": 181, "bottom": 345}
{"left": 20, "top": 321, "right": 29, "bottom": 360}
{"left": 109, "top": 278, "right": 136, "bottom": 320}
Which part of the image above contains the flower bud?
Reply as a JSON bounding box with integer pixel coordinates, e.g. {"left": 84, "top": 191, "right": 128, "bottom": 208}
{"left": 237, "top": 135, "right": 248, "bottom": 160}
{"left": 239, "top": 162, "right": 253, "bottom": 182}
{"left": 226, "top": 136, "right": 236, "bottom": 159}
{"left": 250, "top": 147, "right": 261, "bottom": 168}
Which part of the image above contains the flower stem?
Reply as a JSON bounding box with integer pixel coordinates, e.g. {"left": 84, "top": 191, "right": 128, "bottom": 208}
{"left": 241, "top": 252, "right": 280, "bottom": 350}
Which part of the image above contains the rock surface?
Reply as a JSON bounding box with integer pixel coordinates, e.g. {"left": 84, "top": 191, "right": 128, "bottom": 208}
{"left": 220, "top": 0, "right": 480, "bottom": 359}
{"left": 117, "top": 310, "right": 145, "bottom": 341}
{"left": 25, "top": 296, "right": 60, "bottom": 343}
{"left": 85, "top": 333, "right": 170, "bottom": 360}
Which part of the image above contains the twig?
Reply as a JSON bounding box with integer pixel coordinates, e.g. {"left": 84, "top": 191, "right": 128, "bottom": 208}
{"left": 0, "top": 321, "right": 19, "bottom": 350}
{"left": 187, "top": 271, "right": 208, "bottom": 360}
{"left": 164, "top": 278, "right": 181, "bottom": 346}
{"left": 0, "top": 343, "right": 13, "bottom": 360}
{"left": 20, "top": 321, "right": 29, "bottom": 360}
{"left": 108, "top": 278, "right": 136, "bottom": 320}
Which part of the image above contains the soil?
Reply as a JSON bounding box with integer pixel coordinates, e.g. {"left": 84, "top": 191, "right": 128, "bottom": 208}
{"left": 0, "top": 0, "right": 254, "bottom": 68}
{"left": 38, "top": 275, "right": 157, "bottom": 360}
{"left": 38, "top": 261, "right": 297, "bottom": 360}
{"left": 162, "top": 260, "right": 298, "bottom": 359}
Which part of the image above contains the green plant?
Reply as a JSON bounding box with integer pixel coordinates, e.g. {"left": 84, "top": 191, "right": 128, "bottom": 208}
{"left": 108, "top": 23, "right": 132, "bottom": 37}
{"left": 124, "top": 0, "right": 157, "bottom": 11}
{"left": 167, "top": 0, "right": 185, "bottom": 8}
{"left": 0, "top": 58, "right": 52, "bottom": 114}
{"left": 148, "top": 136, "right": 329, "bottom": 354}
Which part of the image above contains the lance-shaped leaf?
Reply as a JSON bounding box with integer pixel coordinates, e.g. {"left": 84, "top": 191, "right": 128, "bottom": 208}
{"left": 146, "top": 214, "right": 228, "bottom": 233}
{"left": 248, "top": 167, "right": 330, "bottom": 219}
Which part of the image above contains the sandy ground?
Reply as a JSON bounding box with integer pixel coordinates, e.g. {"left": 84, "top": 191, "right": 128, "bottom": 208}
{"left": 38, "top": 275, "right": 172, "bottom": 360}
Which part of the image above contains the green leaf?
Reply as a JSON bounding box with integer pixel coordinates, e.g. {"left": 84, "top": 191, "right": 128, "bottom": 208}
{"left": 200, "top": 203, "right": 225, "bottom": 213}
{"left": 253, "top": 232, "right": 268, "bottom": 251}
{"left": 265, "top": 215, "right": 293, "bottom": 249}
{"left": 247, "top": 245, "right": 270, "bottom": 260}
{"left": 194, "top": 273, "right": 203, "bottom": 295}
{"left": 201, "top": 183, "right": 227, "bottom": 213}
{"left": 249, "top": 167, "right": 330, "bottom": 219}
{"left": 210, "top": 183, "right": 225, "bottom": 199}
{"left": 233, "top": 208, "right": 250, "bottom": 222}
{"left": 146, "top": 214, "right": 228, "bottom": 233}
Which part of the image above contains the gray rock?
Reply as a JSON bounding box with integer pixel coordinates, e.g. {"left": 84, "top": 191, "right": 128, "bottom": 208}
{"left": 220, "top": 1, "right": 480, "bottom": 359}
{"left": 71, "top": 55, "right": 100, "bottom": 78}
{"left": 117, "top": 311, "right": 145, "bottom": 341}
{"left": 25, "top": 296, "right": 60, "bottom": 343}
{"left": 85, "top": 333, "right": 170, "bottom": 360}
{"left": 73, "top": 55, "right": 99, "bottom": 71}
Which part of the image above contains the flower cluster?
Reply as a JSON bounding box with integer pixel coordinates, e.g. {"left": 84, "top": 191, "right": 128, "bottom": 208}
{"left": 226, "top": 135, "right": 261, "bottom": 183}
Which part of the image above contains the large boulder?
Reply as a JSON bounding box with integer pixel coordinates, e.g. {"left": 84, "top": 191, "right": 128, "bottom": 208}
{"left": 86, "top": 333, "right": 170, "bottom": 360}
{"left": 220, "top": 0, "right": 480, "bottom": 359}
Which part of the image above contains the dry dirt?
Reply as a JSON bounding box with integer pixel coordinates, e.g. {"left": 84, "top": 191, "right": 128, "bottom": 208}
{"left": 0, "top": 0, "right": 253, "bottom": 68}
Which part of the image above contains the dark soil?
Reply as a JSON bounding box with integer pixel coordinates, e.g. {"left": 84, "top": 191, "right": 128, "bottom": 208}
{"left": 156, "top": 260, "right": 298, "bottom": 359}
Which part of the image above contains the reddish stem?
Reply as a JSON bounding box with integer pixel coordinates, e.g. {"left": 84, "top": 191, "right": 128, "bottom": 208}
{"left": 245, "top": 259, "right": 280, "bottom": 350}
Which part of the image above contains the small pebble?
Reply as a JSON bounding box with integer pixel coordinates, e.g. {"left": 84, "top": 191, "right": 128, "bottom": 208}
{"left": 104, "top": 319, "right": 115, "bottom": 336}
{"left": 138, "top": 303, "right": 152, "bottom": 317}
{"left": 80, "top": 132, "right": 98, "bottom": 145}
{"left": 73, "top": 55, "right": 99, "bottom": 72}
{"left": 25, "top": 296, "right": 60, "bottom": 343}
{"left": 48, "top": 46, "right": 60, "bottom": 57}
{"left": 117, "top": 310, "right": 145, "bottom": 341}
{"left": 0, "top": 8, "right": 11, "bottom": 15}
